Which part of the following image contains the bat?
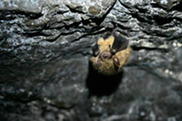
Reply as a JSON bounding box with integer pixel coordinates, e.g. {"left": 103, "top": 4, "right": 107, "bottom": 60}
{"left": 91, "top": 31, "right": 131, "bottom": 75}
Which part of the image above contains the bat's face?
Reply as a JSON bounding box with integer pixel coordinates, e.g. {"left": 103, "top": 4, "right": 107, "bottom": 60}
{"left": 91, "top": 33, "right": 131, "bottom": 75}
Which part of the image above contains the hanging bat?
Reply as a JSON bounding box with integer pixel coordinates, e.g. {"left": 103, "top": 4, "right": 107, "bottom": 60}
{"left": 90, "top": 32, "right": 131, "bottom": 75}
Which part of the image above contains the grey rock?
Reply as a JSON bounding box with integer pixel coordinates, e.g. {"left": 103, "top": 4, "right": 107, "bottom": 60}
{"left": 0, "top": 0, "right": 182, "bottom": 121}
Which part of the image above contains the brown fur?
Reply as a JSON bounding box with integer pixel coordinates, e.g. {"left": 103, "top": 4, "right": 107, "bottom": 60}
{"left": 91, "top": 35, "right": 131, "bottom": 75}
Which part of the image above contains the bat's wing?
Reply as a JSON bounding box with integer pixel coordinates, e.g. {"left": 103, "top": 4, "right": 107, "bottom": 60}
{"left": 110, "top": 32, "right": 129, "bottom": 55}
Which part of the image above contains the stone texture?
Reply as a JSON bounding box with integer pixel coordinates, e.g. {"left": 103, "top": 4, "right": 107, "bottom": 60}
{"left": 0, "top": 0, "right": 182, "bottom": 121}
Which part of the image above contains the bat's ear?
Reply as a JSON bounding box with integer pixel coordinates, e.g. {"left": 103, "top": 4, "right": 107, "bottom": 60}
{"left": 113, "top": 55, "right": 120, "bottom": 67}
{"left": 92, "top": 42, "right": 100, "bottom": 57}
{"left": 110, "top": 31, "right": 128, "bottom": 55}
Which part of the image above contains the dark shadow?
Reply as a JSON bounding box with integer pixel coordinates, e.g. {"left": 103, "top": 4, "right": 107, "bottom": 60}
{"left": 170, "top": 1, "right": 182, "bottom": 12}
{"left": 86, "top": 62, "right": 123, "bottom": 97}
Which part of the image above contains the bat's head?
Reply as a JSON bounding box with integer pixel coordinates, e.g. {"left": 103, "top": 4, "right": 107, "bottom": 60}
{"left": 91, "top": 32, "right": 131, "bottom": 75}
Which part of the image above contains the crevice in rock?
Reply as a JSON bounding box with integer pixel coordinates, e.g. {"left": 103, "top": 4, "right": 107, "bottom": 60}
{"left": 70, "top": 27, "right": 111, "bottom": 43}
{"left": 0, "top": 92, "right": 39, "bottom": 103}
{"left": 48, "top": 101, "right": 74, "bottom": 110}
{"left": 132, "top": 12, "right": 173, "bottom": 26}
{"left": 91, "top": 0, "right": 117, "bottom": 25}
{"left": 22, "top": 31, "right": 50, "bottom": 37}
{"left": 151, "top": 3, "right": 167, "bottom": 11}
{"left": 131, "top": 45, "right": 169, "bottom": 52}
{"left": 170, "top": 1, "right": 182, "bottom": 12}
{"left": 151, "top": 1, "right": 182, "bottom": 12}
{"left": 0, "top": 10, "right": 42, "bottom": 20}
{"left": 142, "top": 29, "right": 174, "bottom": 38}
{"left": 119, "top": 2, "right": 173, "bottom": 25}
{"left": 17, "top": 0, "right": 116, "bottom": 43}
{"left": 86, "top": 62, "right": 123, "bottom": 97}
{"left": 65, "top": 4, "right": 85, "bottom": 14}
{"left": 42, "top": 22, "right": 83, "bottom": 42}
{"left": 131, "top": 13, "right": 153, "bottom": 24}
{"left": 153, "top": 15, "right": 173, "bottom": 25}
{"left": 118, "top": 0, "right": 132, "bottom": 9}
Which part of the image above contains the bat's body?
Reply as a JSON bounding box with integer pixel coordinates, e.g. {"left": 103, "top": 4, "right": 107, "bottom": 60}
{"left": 91, "top": 33, "right": 131, "bottom": 75}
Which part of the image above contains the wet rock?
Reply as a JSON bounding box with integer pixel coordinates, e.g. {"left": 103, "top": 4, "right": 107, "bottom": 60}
{"left": 0, "top": 0, "right": 44, "bottom": 13}
{"left": 153, "top": 0, "right": 182, "bottom": 10}
{"left": 89, "top": 6, "right": 101, "bottom": 15}
{"left": 0, "top": 0, "right": 182, "bottom": 121}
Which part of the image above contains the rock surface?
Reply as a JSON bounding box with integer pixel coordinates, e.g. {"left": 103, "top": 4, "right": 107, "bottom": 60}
{"left": 0, "top": 0, "right": 182, "bottom": 121}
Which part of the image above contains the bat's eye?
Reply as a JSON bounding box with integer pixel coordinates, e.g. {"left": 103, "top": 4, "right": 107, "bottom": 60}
{"left": 100, "top": 51, "right": 112, "bottom": 60}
